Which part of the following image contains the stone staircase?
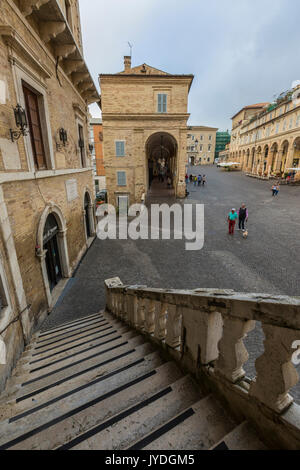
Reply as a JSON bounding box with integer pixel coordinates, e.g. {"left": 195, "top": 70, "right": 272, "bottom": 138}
{"left": 0, "top": 311, "right": 267, "bottom": 450}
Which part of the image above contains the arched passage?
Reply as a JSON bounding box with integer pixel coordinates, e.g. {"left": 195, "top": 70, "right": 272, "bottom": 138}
{"left": 37, "top": 204, "right": 70, "bottom": 308}
{"left": 83, "top": 190, "right": 95, "bottom": 240}
{"left": 146, "top": 132, "right": 178, "bottom": 197}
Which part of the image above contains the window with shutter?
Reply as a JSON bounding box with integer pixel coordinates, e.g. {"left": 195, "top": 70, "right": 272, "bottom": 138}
{"left": 116, "top": 141, "right": 125, "bottom": 157}
{"left": 23, "top": 84, "right": 47, "bottom": 170}
{"left": 157, "top": 94, "right": 167, "bottom": 113}
{"left": 117, "top": 171, "right": 126, "bottom": 186}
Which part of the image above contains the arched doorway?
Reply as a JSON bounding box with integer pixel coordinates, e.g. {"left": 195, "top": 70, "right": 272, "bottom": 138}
{"left": 37, "top": 205, "right": 71, "bottom": 308}
{"left": 146, "top": 132, "right": 178, "bottom": 197}
{"left": 43, "top": 214, "right": 62, "bottom": 292}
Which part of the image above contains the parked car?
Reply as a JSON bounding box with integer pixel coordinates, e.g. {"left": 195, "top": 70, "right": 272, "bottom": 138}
{"left": 95, "top": 189, "right": 108, "bottom": 207}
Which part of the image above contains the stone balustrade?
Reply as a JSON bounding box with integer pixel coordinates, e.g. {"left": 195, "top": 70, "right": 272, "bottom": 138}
{"left": 105, "top": 278, "right": 300, "bottom": 423}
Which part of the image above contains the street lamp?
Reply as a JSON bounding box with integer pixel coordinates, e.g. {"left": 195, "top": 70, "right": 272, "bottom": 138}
{"left": 10, "top": 104, "right": 28, "bottom": 142}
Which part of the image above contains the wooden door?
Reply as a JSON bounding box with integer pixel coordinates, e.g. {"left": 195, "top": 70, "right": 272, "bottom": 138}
{"left": 23, "top": 84, "right": 47, "bottom": 170}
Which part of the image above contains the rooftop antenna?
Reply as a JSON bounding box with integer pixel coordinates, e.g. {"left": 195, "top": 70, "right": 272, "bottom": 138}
{"left": 128, "top": 42, "right": 133, "bottom": 58}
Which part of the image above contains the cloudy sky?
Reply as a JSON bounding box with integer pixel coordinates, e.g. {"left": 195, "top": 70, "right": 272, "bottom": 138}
{"left": 79, "top": 0, "right": 300, "bottom": 131}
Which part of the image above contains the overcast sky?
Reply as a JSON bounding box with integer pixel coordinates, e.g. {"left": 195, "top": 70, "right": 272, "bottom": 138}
{"left": 79, "top": 0, "right": 300, "bottom": 131}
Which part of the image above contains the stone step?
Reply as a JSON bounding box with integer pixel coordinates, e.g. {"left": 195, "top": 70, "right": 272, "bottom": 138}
{"left": 210, "top": 421, "right": 267, "bottom": 450}
{"left": 0, "top": 343, "right": 155, "bottom": 418}
{"left": 26, "top": 321, "right": 131, "bottom": 358}
{"left": 0, "top": 351, "right": 166, "bottom": 449}
{"left": 20, "top": 320, "right": 127, "bottom": 358}
{"left": 35, "top": 315, "right": 107, "bottom": 343}
{"left": 10, "top": 334, "right": 145, "bottom": 384}
{"left": 59, "top": 375, "right": 203, "bottom": 450}
{"left": 39, "top": 312, "right": 103, "bottom": 336}
{"left": 24, "top": 330, "right": 138, "bottom": 372}
{"left": 128, "top": 395, "right": 236, "bottom": 450}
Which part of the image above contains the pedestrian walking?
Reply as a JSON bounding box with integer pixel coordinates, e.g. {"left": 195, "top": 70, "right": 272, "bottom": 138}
{"left": 227, "top": 208, "right": 238, "bottom": 235}
{"left": 202, "top": 175, "right": 206, "bottom": 186}
{"left": 197, "top": 174, "right": 202, "bottom": 186}
{"left": 189, "top": 174, "right": 193, "bottom": 183}
{"left": 185, "top": 173, "right": 189, "bottom": 185}
{"left": 238, "top": 204, "right": 248, "bottom": 231}
{"left": 271, "top": 184, "right": 277, "bottom": 196}
{"left": 193, "top": 176, "right": 197, "bottom": 187}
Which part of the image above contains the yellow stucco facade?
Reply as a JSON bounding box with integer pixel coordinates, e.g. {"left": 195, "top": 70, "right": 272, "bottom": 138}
{"left": 229, "top": 88, "right": 300, "bottom": 179}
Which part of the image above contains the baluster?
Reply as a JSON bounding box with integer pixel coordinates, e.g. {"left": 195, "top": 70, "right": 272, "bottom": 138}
{"left": 214, "top": 316, "right": 256, "bottom": 382}
{"left": 249, "top": 324, "right": 300, "bottom": 412}
{"left": 165, "top": 304, "right": 182, "bottom": 348}
{"left": 126, "top": 294, "right": 135, "bottom": 326}
{"left": 145, "top": 299, "right": 158, "bottom": 334}
{"left": 181, "top": 307, "right": 223, "bottom": 365}
{"left": 136, "top": 297, "right": 147, "bottom": 331}
{"left": 154, "top": 302, "right": 167, "bottom": 340}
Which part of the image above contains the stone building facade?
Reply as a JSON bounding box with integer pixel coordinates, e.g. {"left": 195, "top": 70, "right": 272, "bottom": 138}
{"left": 0, "top": 0, "right": 99, "bottom": 391}
{"left": 187, "top": 126, "right": 218, "bottom": 165}
{"left": 99, "top": 57, "right": 194, "bottom": 207}
{"left": 229, "top": 86, "right": 300, "bottom": 178}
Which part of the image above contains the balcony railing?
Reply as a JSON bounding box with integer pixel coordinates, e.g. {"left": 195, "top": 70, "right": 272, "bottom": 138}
{"left": 105, "top": 278, "right": 300, "bottom": 449}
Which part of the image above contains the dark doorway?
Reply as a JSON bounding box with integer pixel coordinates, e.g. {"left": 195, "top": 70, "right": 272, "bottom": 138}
{"left": 84, "top": 193, "right": 91, "bottom": 238}
{"left": 43, "top": 214, "right": 62, "bottom": 291}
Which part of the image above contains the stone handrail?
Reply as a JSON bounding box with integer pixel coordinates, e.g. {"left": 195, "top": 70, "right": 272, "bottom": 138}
{"left": 105, "top": 278, "right": 300, "bottom": 420}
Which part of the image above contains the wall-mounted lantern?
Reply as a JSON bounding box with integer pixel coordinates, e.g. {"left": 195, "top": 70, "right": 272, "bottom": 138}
{"left": 89, "top": 143, "right": 94, "bottom": 153}
{"left": 10, "top": 104, "right": 28, "bottom": 142}
{"left": 59, "top": 128, "right": 68, "bottom": 146}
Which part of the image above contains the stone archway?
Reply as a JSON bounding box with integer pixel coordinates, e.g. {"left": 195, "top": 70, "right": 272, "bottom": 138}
{"left": 37, "top": 204, "right": 71, "bottom": 308}
{"left": 145, "top": 132, "right": 178, "bottom": 197}
{"left": 83, "top": 189, "right": 95, "bottom": 241}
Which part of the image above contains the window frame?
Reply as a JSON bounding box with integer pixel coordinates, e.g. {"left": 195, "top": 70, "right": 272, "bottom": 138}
{"left": 13, "top": 66, "right": 55, "bottom": 172}
{"left": 157, "top": 93, "right": 167, "bottom": 113}
{"left": 115, "top": 140, "right": 126, "bottom": 157}
{"left": 117, "top": 171, "right": 127, "bottom": 187}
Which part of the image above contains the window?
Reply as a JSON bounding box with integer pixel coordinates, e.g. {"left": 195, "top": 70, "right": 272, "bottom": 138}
{"left": 200, "top": 145, "right": 203, "bottom": 151}
{"left": 116, "top": 141, "right": 125, "bottom": 157}
{"left": 208, "top": 145, "right": 212, "bottom": 151}
{"left": 157, "top": 94, "right": 167, "bottom": 113}
{"left": 117, "top": 171, "right": 126, "bottom": 186}
{"left": 275, "top": 123, "right": 280, "bottom": 134}
{"left": 209, "top": 135, "right": 212, "bottom": 141}
{"left": 296, "top": 114, "right": 300, "bottom": 127}
{"left": 283, "top": 120, "right": 287, "bottom": 131}
{"left": 23, "top": 84, "right": 47, "bottom": 170}
{"left": 78, "top": 124, "right": 85, "bottom": 167}
{"left": 289, "top": 117, "right": 293, "bottom": 129}
{"left": 200, "top": 135, "right": 203, "bottom": 141}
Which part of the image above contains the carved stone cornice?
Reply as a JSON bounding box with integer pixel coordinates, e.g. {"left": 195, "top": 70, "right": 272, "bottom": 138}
{"left": 40, "top": 21, "right": 66, "bottom": 43}
{"left": 0, "top": 24, "right": 52, "bottom": 79}
{"left": 54, "top": 44, "right": 76, "bottom": 60}
{"left": 19, "top": 0, "right": 51, "bottom": 17}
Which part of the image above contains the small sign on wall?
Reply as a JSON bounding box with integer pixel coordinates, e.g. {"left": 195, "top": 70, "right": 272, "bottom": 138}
{"left": 65, "top": 179, "right": 78, "bottom": 202}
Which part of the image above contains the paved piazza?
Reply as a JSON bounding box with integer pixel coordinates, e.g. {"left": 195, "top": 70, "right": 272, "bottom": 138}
{"left": 42, "top": 166, "right": 300, "bottom": 401}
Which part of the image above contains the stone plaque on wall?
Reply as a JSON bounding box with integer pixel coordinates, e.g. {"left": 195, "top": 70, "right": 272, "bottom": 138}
{"left": 65, "top": 179, "right": 78, "bottom": 202}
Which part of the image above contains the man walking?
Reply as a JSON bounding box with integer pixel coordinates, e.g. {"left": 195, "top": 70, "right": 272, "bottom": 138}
{"left": 238, "top": 204, "right": 248, "bottom": 231}
{"left": 227, "top": 208, "right": 238, "bottom": 235}
{"left": 197, "top": 174, "right": 202, "bottom": 186}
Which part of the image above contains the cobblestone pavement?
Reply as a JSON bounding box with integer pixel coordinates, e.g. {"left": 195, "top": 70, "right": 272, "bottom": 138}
{"left": 41, "top": 165, "right": 300, "bottom": 401}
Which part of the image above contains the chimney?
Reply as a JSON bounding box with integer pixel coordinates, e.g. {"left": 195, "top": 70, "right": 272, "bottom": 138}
{"left": 124, "top": 56, "right": 131, "bottom": 72}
